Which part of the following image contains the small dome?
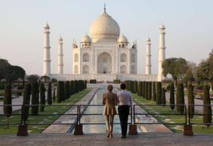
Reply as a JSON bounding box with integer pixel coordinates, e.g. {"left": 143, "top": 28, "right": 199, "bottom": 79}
{"left": 81, "top": 34, "right": 91, "bottom": 43}
{"left": 59, "top": 36, "right": 63, "bottom": 41}
{"left": 89, "top": 10, "right": 120, "bottom": 42}
{"left": 44, "top": 23, "right": 50, "bottom": 29}
{"left": 146, "top": 37, "right": 151, "bottom": 42}
{"left": 159, "top": 24, "right": 165, "bottom": 29}
{"left": 118, "top": 34, "right": 128, "bottom": 43}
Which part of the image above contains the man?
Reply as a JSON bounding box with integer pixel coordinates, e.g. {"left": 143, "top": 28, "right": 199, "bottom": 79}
{"left": 117, "top": 83, "right": 132, "bottom": 138}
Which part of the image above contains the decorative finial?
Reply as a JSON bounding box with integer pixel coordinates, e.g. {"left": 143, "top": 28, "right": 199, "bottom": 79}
{"left": 104, "top": 3, "right": 106, "bottom": 12}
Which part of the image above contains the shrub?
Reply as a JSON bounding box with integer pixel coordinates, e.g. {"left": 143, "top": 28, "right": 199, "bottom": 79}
{"left": 22, "top": 83, "right": 31, "bottom": 121}
{"left": 3, "top": 84, "right": 12, "bottom": 117}
{"left": 90, "top": 79, "right": 97, "bottom": 84}
{"left": 188, "top": 84, "right": 194, "bottom": 119}
{"left": 47, "top": 82, "right": 52, "bottom": 105}
{"left": 40, "top": 83, "right": 46, "bottom": 112}
{"left": 170, "top": 83, "right": 175, "bottom": 110}
{"left": 176, "top": 83, "right": 185, "bottom": 115}
{"left": 31, "top": 82, "right": 39, "bottom": 116}
{"left": 203, "top": 85, "right": 212, "bottom": 128}
{"left": 113, "top": 80, "right": 120, "bottom": 84}
{"left": 156, "top": 82, "right": 162, "bottom": 105}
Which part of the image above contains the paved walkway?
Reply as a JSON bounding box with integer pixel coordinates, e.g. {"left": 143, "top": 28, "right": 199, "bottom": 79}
{"left": 0, "top": 133, "right": 212, "bottom": 146}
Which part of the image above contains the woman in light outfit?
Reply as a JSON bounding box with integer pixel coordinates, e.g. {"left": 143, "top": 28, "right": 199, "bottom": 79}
{"left": 102, "top": 85, "right": 119, "bottom": 138}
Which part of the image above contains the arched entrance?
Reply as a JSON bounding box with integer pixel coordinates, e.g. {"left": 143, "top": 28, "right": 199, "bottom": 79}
{"left": 97, "top": 52, "right": 112, "bottom": 74}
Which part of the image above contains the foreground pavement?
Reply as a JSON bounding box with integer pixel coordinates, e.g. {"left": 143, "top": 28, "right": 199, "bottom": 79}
{"left": 0, "top": 133, "right": 212, "bottom": 146}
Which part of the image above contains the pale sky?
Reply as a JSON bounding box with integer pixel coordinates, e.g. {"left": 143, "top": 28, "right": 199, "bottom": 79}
{"left": 0, "top": 0, "right": 213, "bottom": 75}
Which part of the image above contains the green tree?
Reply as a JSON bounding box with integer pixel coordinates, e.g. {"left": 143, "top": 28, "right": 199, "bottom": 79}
{"left": 153, "top": 82, "right": 156, "bottom": 101}
{"left": 169, "top": 82, "right": 175, "bottom": 110}
{"left": 162, "top": 58, "right": 188, "bottom": 86}
{"left": 57, "top": 81, "right": 63, "bottom": 103}
{"left": 176, "top": 83, "right": 185, "bottom": 114}
{"left": 156, "top": 82, "right": 162, "bottom": 105}
{"left": 40, "top": 83, "right": 46, "bottom": 112}
{"left": 53, "top": 87, "right": 56, "bottom": 104}
{"left": 0, "top": 59, "right": 11, "bottom": 80}
{"left": 162, "top": 87, "right": 166, "bottom": 106}
{"left": 22, "top": 83, "right": 31, "bottom": 121}
{"left": 187, "top": 84, "right": 194, "bottom": 119}
{"left": 3, "top": 84, "right": 12, "bottom": 117}
{"left": 203, "top": 85, "right": 212, "bottom": 128}
{"left": 47, "top": 82, "right": 52, "bottom": 105}
{"left": 6, "top": 65, "right": 25, "bottom": 83}
{"left": 31, "top": 82, "right": 39, "bottom": 116}
{"left": 27, "top": 74, "right": 40, "bottom": 83}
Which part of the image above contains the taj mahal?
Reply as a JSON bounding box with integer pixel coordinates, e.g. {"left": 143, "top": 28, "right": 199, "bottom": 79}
{"left": 42, "top": 6, "right": 166, "bottom": 81}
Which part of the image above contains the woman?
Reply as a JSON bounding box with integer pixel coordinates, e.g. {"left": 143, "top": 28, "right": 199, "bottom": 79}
{"left": 102, "top": 85, "right": 119, "bottom": 138}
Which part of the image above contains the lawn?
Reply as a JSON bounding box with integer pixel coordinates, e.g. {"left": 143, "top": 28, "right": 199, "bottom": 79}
{"left": 0, "top": 88, "right": 91, "bottom": 134}
{"left": 132, "top": 93, "right": 213, "bottom": 134}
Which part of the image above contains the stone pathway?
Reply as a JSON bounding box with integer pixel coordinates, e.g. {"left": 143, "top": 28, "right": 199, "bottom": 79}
{"left": 42, "top": 87, "right": 99, "bottom": 133}
{"left": 0, "top": 133, "right": 212, "bottom": 146}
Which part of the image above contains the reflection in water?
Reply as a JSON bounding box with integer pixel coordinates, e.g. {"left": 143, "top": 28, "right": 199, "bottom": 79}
{"left": 81, "top": 87, "right": 122, "bottom": 133}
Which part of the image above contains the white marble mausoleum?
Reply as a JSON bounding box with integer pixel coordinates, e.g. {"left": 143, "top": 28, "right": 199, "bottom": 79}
{"left": 42, "top": 7, "right": 166, "bottom": 81}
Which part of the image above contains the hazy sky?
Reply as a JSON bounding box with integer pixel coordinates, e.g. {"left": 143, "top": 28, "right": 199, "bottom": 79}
{"left": 0, "top": 0, "right": 213, "bottom": 75}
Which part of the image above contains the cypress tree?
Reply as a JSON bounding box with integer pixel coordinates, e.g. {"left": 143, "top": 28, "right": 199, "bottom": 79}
{"left": 156, "top": 82, "right": 162, "bottom": 105}
{"left": 188, "top": 84, "right": 194, "bottom": 119}
{"left": 65, "top": 81, "right": 69, "bottom": 99}
{"left": 134, "top": 81, "right": 137, "bottom": 94}
{"left": 75, "top": 80, "right": 78, "bottom": 93}
{"left": 53, "top": 87, "right": 56, "bottom": 104}
{"left": 70, "top": 80, "right": 74, "bottom": 96}
{"left": 40, "top": 83, "right": 46, "bottom": 112}
{"left": 56, "top": 81, "right": 62, "bottom": 103}
{"left": 141, "top": 82, "right": 144, "bottom": 98}
{"left": 176, "top": 83, "right": 185, "bottom": 115}
{"left": 47, "top": 82, "right": 52, "bottom": 105}
{"left": 3, "top": 84, "right": 12, "bottom": 117}
{"left": 170, "top": 82, "right": 175, "bottom": 110}
{"left": 22, "top": 83, "right": 31, "bottom": 121}
{"left": 153, "top": 82, "right": 156, "bottom": 101}
{"left": 31, "top": 82, "right": 39, "bottom": 116}
{"left": 149, "top": 82, "right": 152, "bottom": 100}
{"left": 162, "top": 87, "right": 166, "bottom": 106}
{"left": 61, "top": 81, "right": 65, "bottom": 101}
{"left": 85, "top": 80, "right": 87, "bottom": 89}
{"left": 203, "top": 85, "right": 212, "bottom": 128}
{"left": 144, "top": 82, "right": 147, "bottom": 99}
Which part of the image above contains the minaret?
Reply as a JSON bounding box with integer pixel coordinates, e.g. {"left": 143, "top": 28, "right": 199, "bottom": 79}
{"left": 58, "top": 37, "right": 63, "bottom": 74}
{"left": 158, "top": 24, "right": 166, "bottom": 81}
{"left": 43, "top": 23, "right": 51, "bottom": 76}
{"left": 145, "top": 37, "right": 151, "bottom": 75}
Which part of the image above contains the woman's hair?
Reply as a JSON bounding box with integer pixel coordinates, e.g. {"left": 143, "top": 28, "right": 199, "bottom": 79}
{"left": 107, "top": 85, "right": 113, "bottom": 91}
{"left": 120, "top": 83, "right": 126, "bottom": 90}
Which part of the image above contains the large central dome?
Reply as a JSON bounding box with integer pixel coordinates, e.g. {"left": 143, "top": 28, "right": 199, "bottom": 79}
{"left": 89, "top": 9, "right": 120, "bottom": 42}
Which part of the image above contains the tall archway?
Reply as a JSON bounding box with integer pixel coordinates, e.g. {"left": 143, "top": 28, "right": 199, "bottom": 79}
{"left": 97, "top": 52, "right": 112, "bottom": 74}
{"left": 83, "top": 53, "right": 89, "bottom": 62}
{"left": 74, "top": 54, "right": 79, "bottom": 62}
{"left": 120, "top": 53, "right": 127, "bottom": 62}
{"left": 83, "top": 65, "right": 89, "bottom": 74}
{"left": 74, "top": 65, "right": 78, "bottom": 74}
{"left": 131, "top": 65, "right": 135, "bottom": 74}
{"left": 120, "top": 65, "right": 127, "bottom": 74}
{"left": 131, "top": 54, "right": 135, "bottom": 62}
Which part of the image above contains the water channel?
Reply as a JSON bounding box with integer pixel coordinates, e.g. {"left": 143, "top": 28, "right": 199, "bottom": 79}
{"left": 68, "top": 85, "right": 167, "bottom": 134}
{"left": 78, "top": 86, "right": 126, "bottom": 133}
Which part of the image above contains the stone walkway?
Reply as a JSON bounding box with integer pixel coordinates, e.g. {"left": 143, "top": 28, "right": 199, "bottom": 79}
{"left": 42, "top": 87, "right": 99, "bottom": 133}
{"left": 0, "top": 133, "right": 212, "bottom": 146}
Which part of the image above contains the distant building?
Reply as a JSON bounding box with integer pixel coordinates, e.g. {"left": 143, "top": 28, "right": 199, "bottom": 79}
{"left": 42, "top": 6, "right": 166, "bottom": 81}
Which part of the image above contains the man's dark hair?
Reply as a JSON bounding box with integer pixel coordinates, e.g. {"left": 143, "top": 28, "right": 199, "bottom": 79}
{"left": 107, "top": 85, "right": 113, "bottom": 91}
{"left": 120, "top": 83, "right": 126, "bottom": 90}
